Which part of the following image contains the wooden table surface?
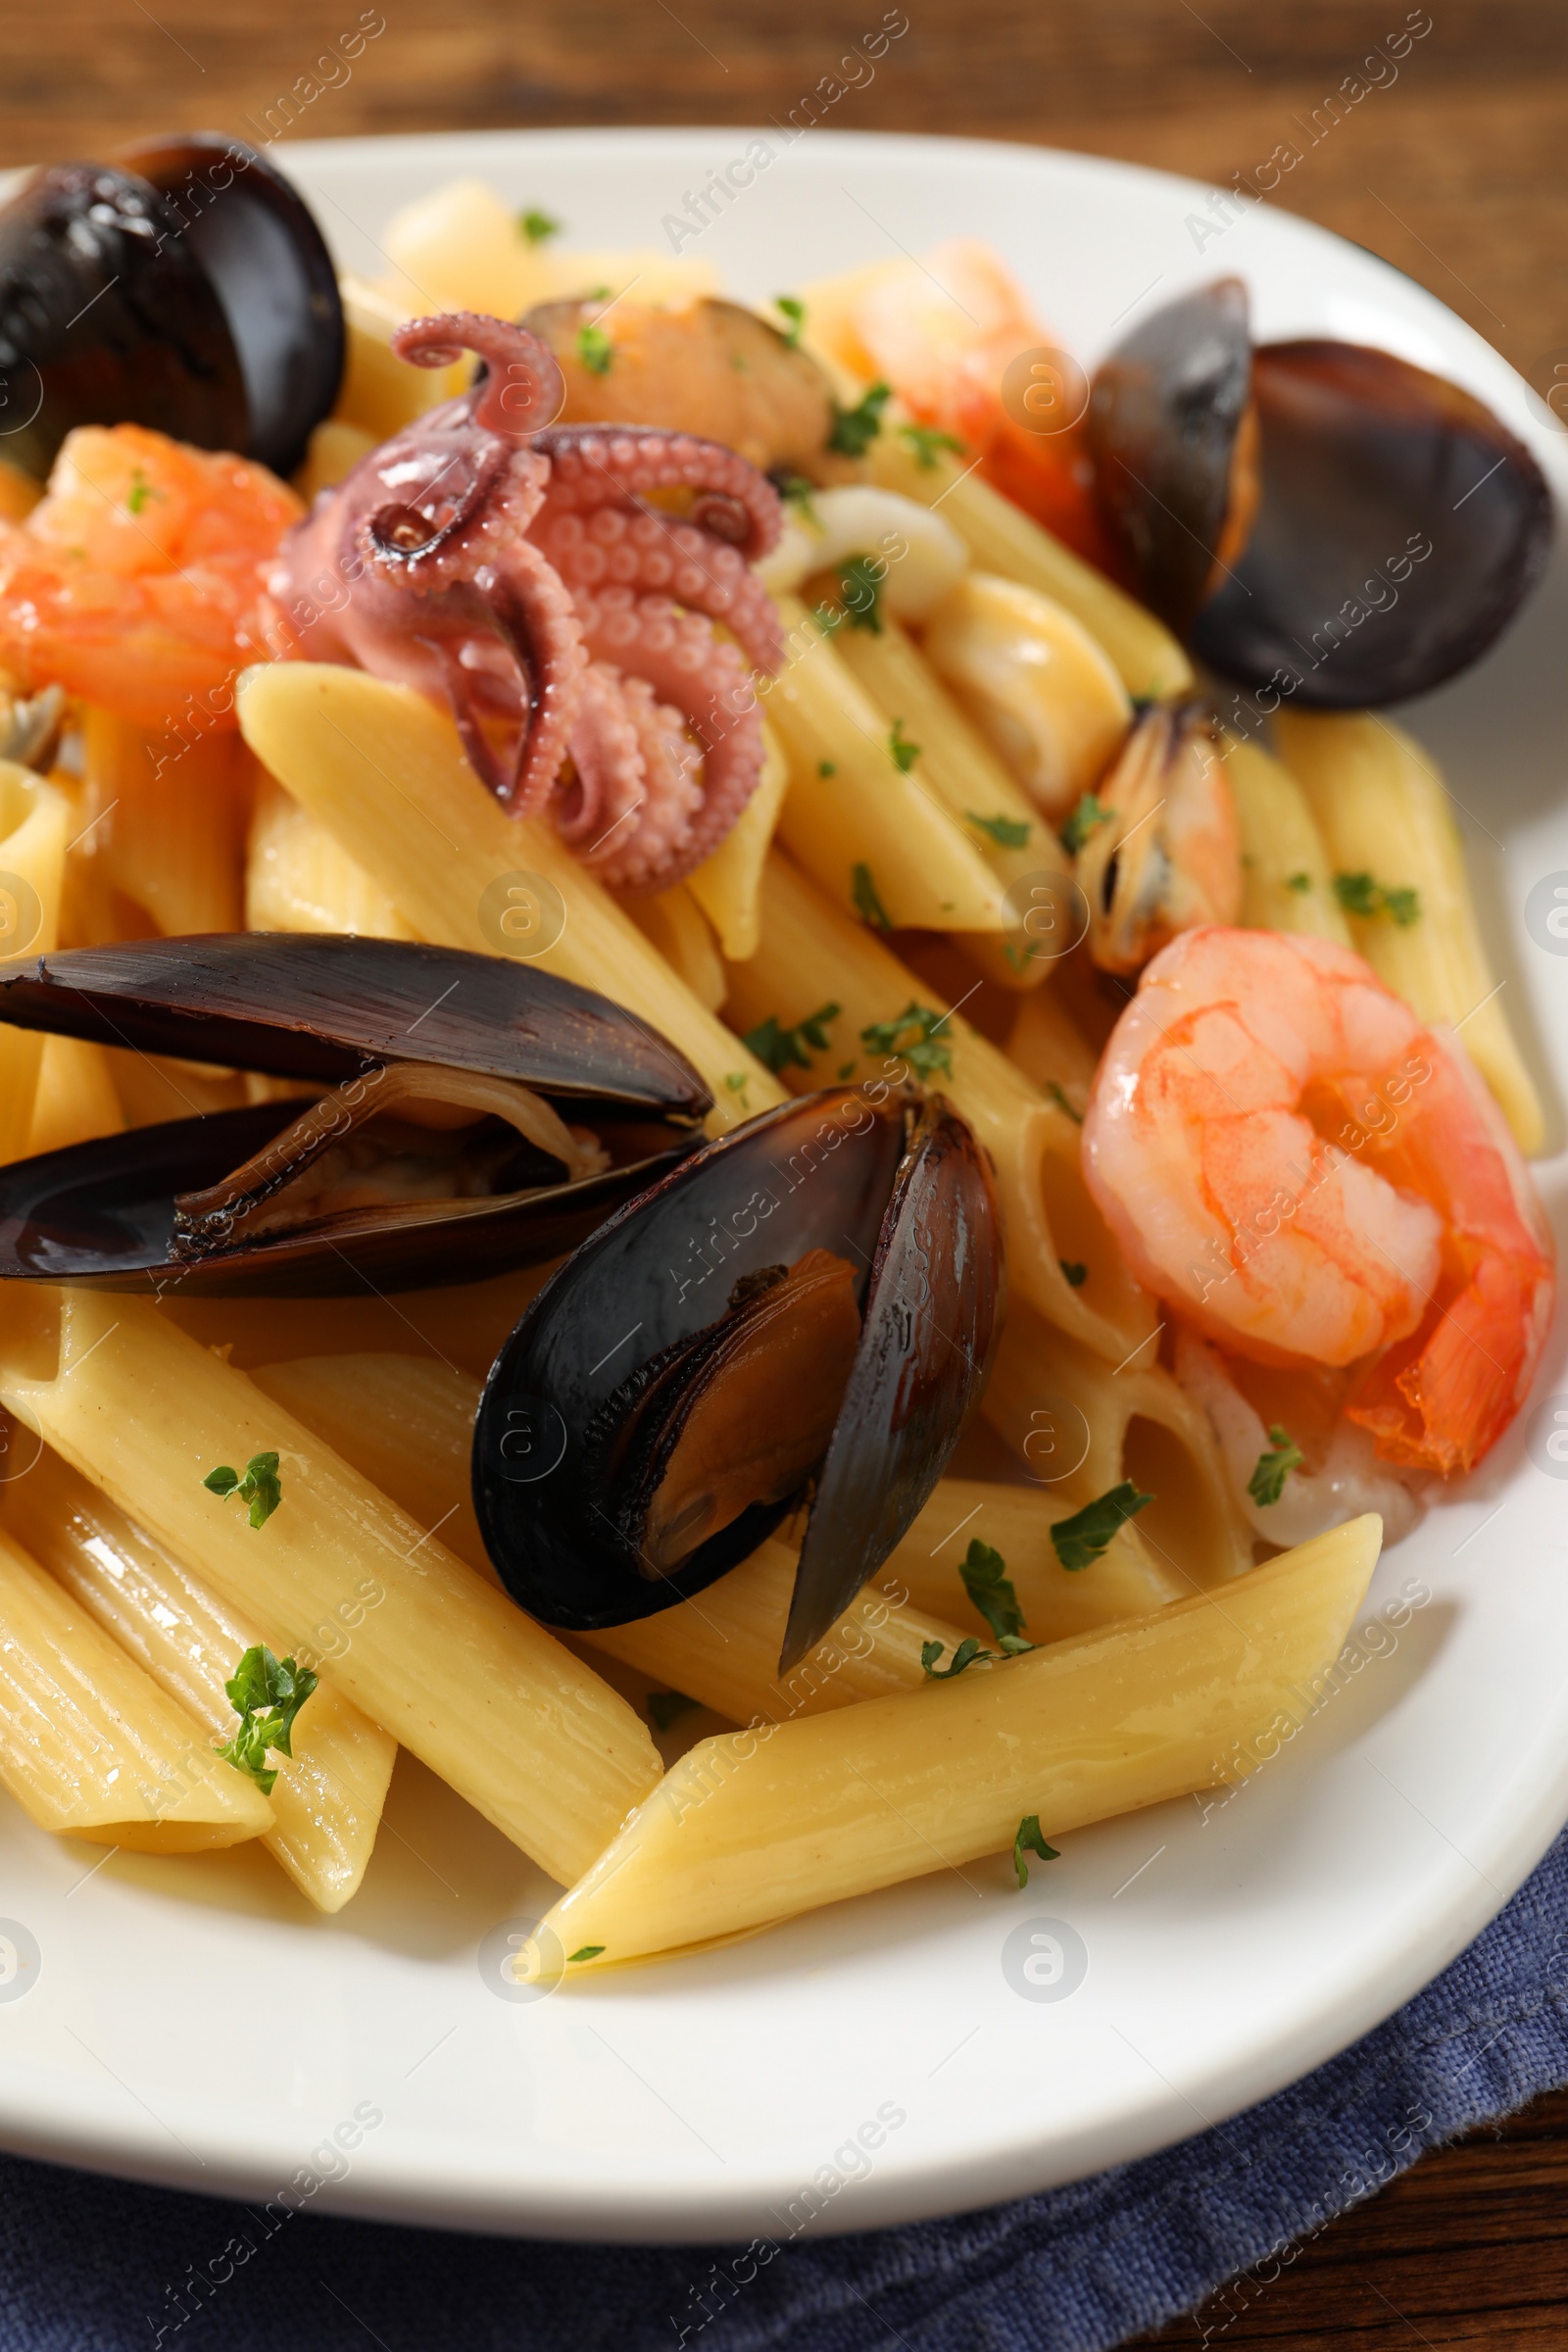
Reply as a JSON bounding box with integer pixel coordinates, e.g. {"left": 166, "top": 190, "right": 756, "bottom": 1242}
{"left": 2, "top": 3, "right": 1565, "bottom": 2343}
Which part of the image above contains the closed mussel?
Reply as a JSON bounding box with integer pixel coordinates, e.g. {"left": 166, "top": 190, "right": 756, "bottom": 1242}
{"left": 1089, "top": 278, "right": 1551, "bottom": 706}
{"left": 0, "top": 933, "right": 709, "bottom": 1295}
{"left": 473, "top": 1085, "right": 1004, "bottom": 1671}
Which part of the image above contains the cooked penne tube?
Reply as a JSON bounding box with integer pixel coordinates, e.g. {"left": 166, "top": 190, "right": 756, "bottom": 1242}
{"left": 0, "top": 1523, "right": 274, "bottom": 1852}
{"left": 1222, "top": 735, "right": 1350, "bottom": 946}
{"left": 1004, "top": 981, "right": 1101, "bottom": 1120}
{"left": 25, "top": 1033, "right": 125, "bottom": 1158}
{"left": 76, "top": 712, "right": 250, "bottom": 937}
{"left": 540, "top": 1517, "right": 1384, "bottom": 1970}
{"left": 0, "top": 760, "right": 68, "bottom": 1162}
{"left": 721, "top": 851, "right": 1158, "bottom": 1361}
{"left": 762, "top": 595, "right": 1014, "bottom": 935}
{"left": 294, "top": 419, "right": 378, "bottom": 503}
{"left": 1273, "top": 709, "right": 1544, "bottom": 1152}
{"left": 333, "top": 273, "right": 471, "bottom": 441}
{"left": 3, "top": 1447, "right": 395, "bottom": 1910}
{"left": 0, "top": 1291, "right": 662, "bottom": 1885}
{"left": 167, "top": 1260, "right": 557, "bottom": 1378}
{"left": 868, "top": 427, "right": 1193, "bottom": 702}
{"left": 984, "top": 1301, "right": 1253, "bottom": 1588}
{"left": 245, "top": 771, "right": 414, "bottom": 938}
{"left": 235, "top": 663, "right": 782, "bottom": 1133}
{"left": 623, "top": 883, "right": 726, "bottom": 1012}
{"left": 684, "top": 719, "right": 789, "bottom": 961}
{"left": 884, "top": 1473, "right": 1184, "bottom": 1640}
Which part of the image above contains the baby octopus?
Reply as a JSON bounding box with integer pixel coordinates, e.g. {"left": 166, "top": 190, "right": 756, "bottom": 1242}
{"left": 266, "top": 312, "right": 785, "bottom": 892}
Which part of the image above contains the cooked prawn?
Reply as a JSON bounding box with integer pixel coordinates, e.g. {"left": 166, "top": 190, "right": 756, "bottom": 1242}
{"left": 1083, "top": 926, "right": 1554, "bottom": 1475}
{"left": 0, "top": 424, "right": 300, "bottom": 730}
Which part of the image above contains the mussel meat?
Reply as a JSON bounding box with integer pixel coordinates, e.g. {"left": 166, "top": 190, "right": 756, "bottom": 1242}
{"left": 1075, "top": 700, "right": 1241, "bottom": 974}
{"left": 472, "top": 1084, "right": 1003, "bottom": 1670}
{"left": 1089, "top": 278, "right": 1552, "bottom": 706}
{"left": 0, "top": 131, "right": 343, "bottom": 481}
{"left": 0, "top": 934, "right": 709, "bottom": 1295}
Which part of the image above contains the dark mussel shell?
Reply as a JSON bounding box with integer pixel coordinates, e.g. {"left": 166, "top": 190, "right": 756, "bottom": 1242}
{"left": 472, "top": 1086, "right": 1004, "bottom": 1672}
{"left": 0, "top": 132, "right": 343, "bottom": 481}
{"left": 0, "top": 934, "right": 710, "bottom": 1297}
{"left": 1090, "top": 281, "right": 1553, "bottom": 707}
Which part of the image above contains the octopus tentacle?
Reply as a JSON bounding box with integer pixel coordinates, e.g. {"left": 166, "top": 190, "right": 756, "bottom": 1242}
{"left": 533, "top": 503, "right": 782, "bottom": 672}
{"left": 535, "top": 425, "right": 783, "bottom": 563}
{"left": 392, "top": 312, "right": 566, "bottom": 440}
{"left": 558, "top": 664, "right": 704, "bottom": 890}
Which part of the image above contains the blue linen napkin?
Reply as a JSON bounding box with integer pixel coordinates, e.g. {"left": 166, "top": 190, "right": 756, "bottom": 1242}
{"left": 3, "top": 1829, "right": 1565, "bottom": 2352}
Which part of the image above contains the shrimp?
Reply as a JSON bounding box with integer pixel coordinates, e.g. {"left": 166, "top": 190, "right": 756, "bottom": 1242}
{"left": 0, "top": 423, "right": 300, "bottom": 730}
{"left": 1083, "top": 926, "right": 1554, "bottom": 1476}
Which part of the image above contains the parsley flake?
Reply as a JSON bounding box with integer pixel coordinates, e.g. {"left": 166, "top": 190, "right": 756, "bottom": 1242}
{"left": 648, "top": 1690, "right": 700, "bottom": 1732}
{"left": 959, "top": 1540, "right": 1032, "bottom": 1649}
{"left": 125, "top": 467, "right": 158, "bottom": 515}
{"left": 921, "top": 1635, "right": 993, "bottom": 1679}
{"left": 837, "top": 1059, "right": 858, "bottom": 1078}
{"left": 203, "top": 1450, "right": 282, "bottom": 1530}
{"left": 1334, "top": 870, "right": 1421, "bottom": 927}
{"left": 899, "top": 421, "right": 965, "bottom": 469}
{"left": 888, "top": 716, "right": 920, "bottom": 773}
{"left": 723, "top": 1072, "right": 750, "bottom": 1106}
{"left": 859, "top": 1001, "right": 953, "bottom": 1081}
{"left": 778, "top": 472, "right": 820, "bottom": 526}
{"left": 1285, "top": 870, "right": 1312, "bottom": 893}
{"left": 1051, "top": 1480, "right": 1153, "bottom": 1571}
{"left": 817, "top": 759, "right": 837, "bottom": 777}
{"left": 827, "top": 379, "right": 891, "bottom": 458}
{"left": 968, "top": 810, "right": 1031, "bottom": 849}
{"left": 519, "top": 207, "right": 563, "bottom": 243}
{"left": 744, "top": 1001, "right": 841, "bottom": 1074}
{"left": 838, "top": 555, "right": 884, "bottom": 632}
{"left": 216, "top": 1644, "right": 318, "bottom": 1794}
{"left": 1247, "top": 1424, "right": 1304, "bottom": 1508}
{"left": 852, "top": 862, "right": 892, "bottom": 932}
{"left": 1059, "top": 1259, "right": 1088, "bottom": 1288}
{"left": 774, "top": 294, "right": 806, "bottom": 348}
{"left": 567, "top": 1944, "right": 606, "bottom": 1963}
{"left": 1044, "top": 1081, "right": 1083, "bottom": 1125}
{"left": 1013, "top": 1814, "right": 1060, "bottom": 1887}
{"left": 1060, "top": 793, "right": 1115, "bottom": 857}
{"left": 575, "top": 322, "right": 614, "bottom": 375}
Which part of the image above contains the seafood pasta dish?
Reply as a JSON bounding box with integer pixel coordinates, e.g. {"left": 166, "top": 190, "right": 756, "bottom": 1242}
{"left": 0, "top": 137, "right": 1553, "bottom": 1979}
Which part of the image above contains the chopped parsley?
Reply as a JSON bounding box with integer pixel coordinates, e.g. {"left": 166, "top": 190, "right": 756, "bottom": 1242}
{"left": 888, "top": 716, "right": 920, "bottom": 774}
{"left": 1044, "top": 1081, "right": 1083, "bottom": 1125}
{"left": 968, "top": 810, "right": 1031, "bottom": 849}
{"left": 1334, "top": 870, "right": 1421, "bottom": 927}
{"left": 817, "top": 759, "right": 837, "bottom": 777}
{"left": 859, "top": 1002, "right": 953, "bottom": 1081}
{"left": 774, "top": 294, "right": 806, "bottom": 348}
{"left": 779, "top": 473, "right": 820, "bottom": 527}
{"left": 216, "top": 1644, "right": 318, "bottom": 1794}
{"left": 837, "top": 1059, "right": 858, "bottom": 1078}
{"left": 899, "top": 421, "right": 965, "bottom": 469}
{"left": 1060, "top": 793, "right": 1115, "bottom": 857}
{"left": 1247, "top": 1424, "right": 1304, "bottom": 1508}
{"left": 921, "top": 1635, "right": 993, "bottom": 1679}
{"left": 1051, "top": 1480, "right": 1153, "bottom": 1571}
{"left": 852, "top": 862, "right": 892, "bottom": 932}
{"left": 1059, "top": 1259, "right": 1088, "bottom": 1288}
{"left": 125, "top": 468, "right": 158, "bottom": 515}
{"left": 574, "top": 322, "right": 614, "bottom": 375}
{"left": 567, "top": 1944, "right": 606, "bottom": 1963}
{"left": 743, "top": 1001, "right": 841, "bottom": 1074}
{"left": 1285, "top": 870, "right": 1312, "bottom": 893}
{"left": 518, "top": 207, "right": 563, "bottom": 243}
{"left": 827, "top": 379, "right": 892, "bottom": 458}
{"left": 647, "top": 1690, "right": 700, "bottom": 1732}
{"left": 1013, "top": 1814, "right": 1060, "bottom": 1887}
{"left": 203, "top": 1450, "right": 282, "bottom": 1531}
{"left": 959, "top": 1540, "right": 1032, "bottom": 1651}
{"left": 723, "top": 1072, "right": 751, "bottom": 1107}
{"left": 838, "top": 555, "right": 885, "bottom": 632}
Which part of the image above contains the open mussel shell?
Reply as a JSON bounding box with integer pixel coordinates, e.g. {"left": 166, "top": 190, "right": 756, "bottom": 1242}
{"left": 0, "top": 132, "right": 343, "bottom": 481}
{"left": 0, "top": 934, "right": 710, "bottom": 1297}
{"left": 1090, "top": 280, "right": 1553, "bottom": 706}
{"left": 472, "top": 1086, "right": 1004, "bottom": 1671}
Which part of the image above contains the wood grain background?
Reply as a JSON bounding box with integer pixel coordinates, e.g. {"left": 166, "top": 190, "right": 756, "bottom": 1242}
{"left": 3, "top": 3, "right": 1566, "bottom": 2343}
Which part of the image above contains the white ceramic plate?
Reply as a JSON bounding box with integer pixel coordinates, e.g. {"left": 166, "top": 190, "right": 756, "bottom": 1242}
{"left": 0, "top": 126, "right": 1565, "bottom": 2244}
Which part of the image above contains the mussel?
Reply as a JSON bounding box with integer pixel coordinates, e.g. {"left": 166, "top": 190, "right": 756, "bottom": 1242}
{"left": 1089, "top": 277, "right": 1552, "bottom": 706}
{"left": 0, "top": 131, "right": 343, "bottom": 482}
{"left": 472, "top": 1084, "right": 1003, "bottom": 1670}
{"left": 0, "top": 934, "right": 709, "bottom": 1295}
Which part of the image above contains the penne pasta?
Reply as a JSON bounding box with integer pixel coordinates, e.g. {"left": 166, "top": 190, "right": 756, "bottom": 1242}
{"left": 235, "top": 662, "right": 783, "bottom": 1133}
{"left": 333, "top": 273, "right": 471, "bottom": 441}
{"left": 1274, "top": 709, "right": 1544, "bottom": 1153}
{"left": 539, "top": 1517, "right": 1384, "bottom": 1971}
{"left": 1004, "top": 981, "right": 1101, "bottom": 1121}
{"left": 720, "top": 850, "right": 1159, "bottom": 1361}
{"left": 884, "top": 1474, "right": 1184, "bottom": 1641}
{"left": 3, "top": 1447, "right": 395, "bottom": 1910}
{"left": 762, "top": 595, "right": 1014, "bottom": 935}
{"left": 0, "top": 760, "right": 68, "bottom": 1162}
{"left": 623, "top": 883, "right": 726, "bottom": 1012}
{"left": 1222, "top": 734, "right": 1350, "bottom": 946}
{"left": 867, "top": 426, "right": 1193, "bottom": 702}
{"left": 25, "top": 1034, "right": 125, "bottom": 1159}
{"left": 74, "top": 711, "right": 251, "bottom": 938}
{"left": 0, "top": 1522, "right": 274, "bottom": 1852}
{"left": 0, "top": 1290, "right": 662, "bottom": 1885}
{"left": 245, "top": 771, "right": 414, "bottom": 938}
{"left": 684, "top": 719, "right": 789, "bottom": 961}
{"left": 166, "top": 1260, "right": 558, "bottom": 1378}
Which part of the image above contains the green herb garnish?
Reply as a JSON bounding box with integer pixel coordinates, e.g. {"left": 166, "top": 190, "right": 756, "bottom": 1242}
{"left": 899, "top": 421, "right": 965, "bottom": 469}
{"left": 216, "top": 1644, "right": 318, "bottom": 1794}
{"left": 567, "top": 1944, "right": 606, "bottom": 1963}
{"left": 959, "top": 1540, "right": 1032, "bottom": 1650}
{"left": 837, "top": 1059, "right": 858, "bottom": 1078}
{"left": 1334, "top": 871, "right": 1421, "bottom": 927}
{"left": 575, "top": 322, "right": 614, "bottom": 375}
{"left": 203, "top": 1451, "right": 282, "bottom": 1531}
{"left": 519, "top": 207, "right": 563, "bottom": 243}
{"left": 125, "top": 468, "right": 158, "bottom": 515}
{"left": 1013, "top": 1814, "right": 1059, "bottom": 1887}
{"left": 888, "top": 716, "right": 920, "bottom": 774}
{"left": 859, "top": 1001, "right": 953, "bottom": 1081}
{"left": 1044, "top": 1081, "right": 1083, "bottom": 1125}
{"left": 1059, "top": 1259, "right": 1088, "bottom": 1288}
{"left": 1247, "top": 1424, "right": 1304, "bottom": 1508}
{"left": 744, "top": 1001, "right": 841, "bottom": 1075}
{"left": 817, "top": 759, "right": 837, "bottom": 777}
{"left": 827, "top": 379, "right": 891, "bottom": 458}
{"left": 852, "top": 862, "right": 892, "bottom": 932}
{"left": 1051, "top": 1480, "right": 1153, "bottom": 1571}
{"left": 921, "top": 1635, "right": 993, "bottom": 1679}
{"left": 774, "top": 294, "right": 806, "bottom": 348}
{"left": 838, "top": 555, "right": 884, "bottom": 632}
{"left": 647, "top": 1690, "right": 700, "bottom": 1732}
{"left": 723, "top": 1072, "right": 750, "bottom": 1106}
{"left": 1285, "top": 871, "right": 1312, "bottom": 894}
{"left": 1060, "top": 793, "right": 1115, "bottom": 857}
{"left": 779, "top": 472, "right": 820, "bottom": 526}
{"left": 968, "top": 810, "right": 1031, "bottom": 849}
